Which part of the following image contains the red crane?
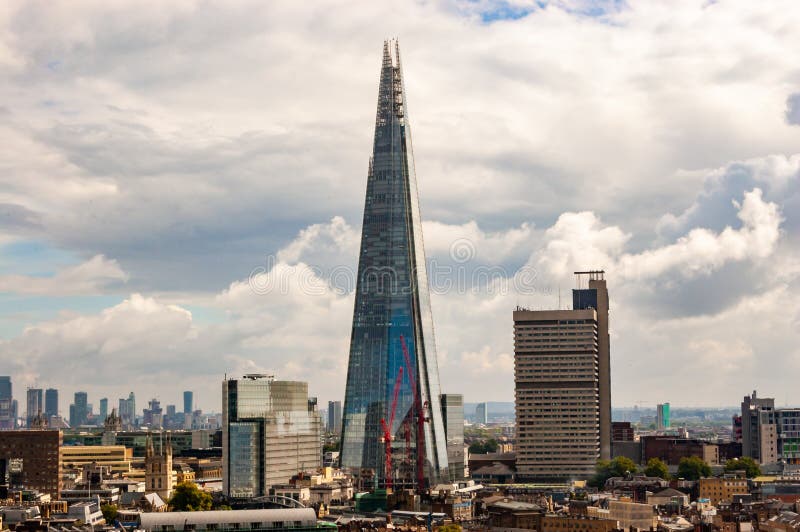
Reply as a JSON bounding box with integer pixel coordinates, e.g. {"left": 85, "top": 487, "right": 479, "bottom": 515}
{"left": 380, "top": 366, "right": 403, "bottom": 489}
{"left": 400, "top": 334, "right": 429, "bottom": 491}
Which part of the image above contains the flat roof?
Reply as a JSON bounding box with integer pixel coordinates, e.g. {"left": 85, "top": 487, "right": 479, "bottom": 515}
{"left": 139, "top": 508, "right": 317, "bottom": 528}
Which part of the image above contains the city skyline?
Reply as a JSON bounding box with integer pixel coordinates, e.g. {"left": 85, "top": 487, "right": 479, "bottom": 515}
{"left": 0, "top": 1, "right": 799, "bottom": 409}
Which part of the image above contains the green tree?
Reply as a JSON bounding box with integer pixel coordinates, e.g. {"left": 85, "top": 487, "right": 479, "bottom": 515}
{"left": 677, "top": 456, "right": 711, "bottom": 480}
{"left": 725, "top": 457, "right": 761, "bottom": 478}
{"left": 168, "top": 482, "right": 213, "bottom": 511}
{"left": 590, "top": 456, "right": 638, "bottom": 487}
{"left": 644, "top": 458, "right": 670, "bottom": 480}
{"left": 468, "top": 439, "right": 499, "bottom": 454}
{"left": 100, "top": 504, "right": 118, "bottom": 523}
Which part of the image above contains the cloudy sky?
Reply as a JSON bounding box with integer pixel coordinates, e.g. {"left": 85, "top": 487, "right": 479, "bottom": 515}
{"left": 1, "top": 0, "right": 799, "bottom": 415}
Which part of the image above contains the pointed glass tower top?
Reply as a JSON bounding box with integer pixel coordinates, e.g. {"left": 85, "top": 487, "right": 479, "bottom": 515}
{"left": 340, "top": 40, "right": 448, "bottom": 488}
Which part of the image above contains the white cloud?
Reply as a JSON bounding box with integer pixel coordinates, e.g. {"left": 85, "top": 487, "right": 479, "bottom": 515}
{"left": 618, "top": 189, "right": 781, "bottom": 280}
{"left": 0, "top": 254, "right": 128, "bottom": 295}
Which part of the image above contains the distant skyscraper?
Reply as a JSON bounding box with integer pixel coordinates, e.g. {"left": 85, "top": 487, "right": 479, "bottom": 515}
{"left": 514, "top": 271, "right": 611, "bottom": 480}
{"left": 45, "top": 388, "right": 58, "bottom": 418}
{"left": 327, "top": 401, "right": 342, "bottom": 435}
{"left": 26, "top": 388, "right": 43, "bottom": 427}
{"left": 440, "top": 394, "right": 465, "bottom": 481}
{"left": 99, "top": 397, "right": 109, "bottom": 421}
{"left": 0, "top": 376, "right": 13, "bottom": 429}
{"left": 222, "top": 375, "right": 321, "bottom": 498}
{"left": 183, "top": 391, "right": 193, "bottom": 415}
{"left": 118, "top": 392, "right": 136, "bottom": 428}
{"left": 656, "top": 403, "right": 671, "bottom": 430}
{"left": 0, "top": 377, "right": 10, "bottom": 401}
{"left": 340, "top": 40, "right": 449, "bottom": 489}
{"left": 70, "top": 391, "right": 89, "bottom": 427}
{"left": 143, "top": 398, "right": 163, "bottom": 428}
{"left": 475, "top": 403, "right": 488, "bottom": 424}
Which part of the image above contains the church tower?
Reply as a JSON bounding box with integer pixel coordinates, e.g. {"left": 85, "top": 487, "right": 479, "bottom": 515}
{"left": 145, "top": 432, "right": 174, "bottom": 500}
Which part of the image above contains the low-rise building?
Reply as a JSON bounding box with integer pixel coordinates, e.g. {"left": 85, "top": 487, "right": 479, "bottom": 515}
{"left": 486, "top": 500, "right": 544, "bottom": 530}
{"left": 138, "top": 508, "right": 332, "bottom": 532}
{"left": 699, "top": 476, "right": 749, "bottom": 506}
{"left": 648, "top": 487, "right": 690, "bottom": 507}
{"left": 61, "top": 445, "right": 132, "bottom": 474}
{"left": 541, "top": 515, "right": 617, "bottom": 532}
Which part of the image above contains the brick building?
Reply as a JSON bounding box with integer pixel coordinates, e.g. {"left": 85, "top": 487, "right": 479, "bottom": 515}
{"left": 0, "top": 430, "right": 62, "bottom": 498}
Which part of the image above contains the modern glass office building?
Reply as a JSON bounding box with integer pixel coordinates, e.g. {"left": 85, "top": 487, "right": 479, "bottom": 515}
{"left": 223, "top": 375, "right": 321, "bottom": 498}
{"left": 340, "top": 40, "right": 448, "bottom": 488}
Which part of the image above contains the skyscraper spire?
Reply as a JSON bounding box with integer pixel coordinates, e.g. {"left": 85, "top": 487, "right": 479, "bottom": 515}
{"left": 340, "top": 40, "right": 449, "bottom": 489}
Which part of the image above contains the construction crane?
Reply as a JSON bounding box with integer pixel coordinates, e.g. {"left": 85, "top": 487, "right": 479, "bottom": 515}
{"left": 400, "top": 334, "right": 429, "bottom": 491}
{"left": 380, "top": 366, "right": 403, "bottom": 489}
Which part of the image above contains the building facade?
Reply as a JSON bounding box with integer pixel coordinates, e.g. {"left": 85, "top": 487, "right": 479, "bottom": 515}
{"left": 657, "top": 403, "right": 671, "bottom": 430}
{"left": 327, "top": 400, "right": 342, "bottom": 435}
{"left": 223, "top": 375, "right": 321, "bottom": 498}
{"left": 145, "top": 433, "right": 174, "bottom": 500}
{"left": 698, "top": 475, "right": 749, "bottom": 506}
{"left": 475, "top": 403, "right": 488, "bottom": 424}
{"left": 514, "top": 272, "right": 611, "bottom": 480}
{"left": 45, "top": 388, "right": 58, "bottom": 419}
{"left": 0, "top": 429, "right": 62, "bottom": 498}
{"left": 183, "top": 391, "right": 193, "bottom": 415}
{"left": 440, "top": 394, "right": 465, "bottom": 481}
{"left": 70, "top": 391, "right": 89, "bottom": 427}
{"left": 25, "top": 388, "right": 43, "bottom": 427}
{"left": 340, "top": 40, "right": 449, "bottom": 488}
{"left": 0, "top": 377, "right": 12, "bottom": 429}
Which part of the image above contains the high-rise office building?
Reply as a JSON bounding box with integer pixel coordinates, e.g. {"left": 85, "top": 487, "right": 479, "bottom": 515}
{"left": 223, "top": 375, "right": 321, "bottom": 498}
{"left": 573, "top": 272, "right": 611, "bottom": 460}
{"left": 45, "top": 388, "right": 59, "bottom": 418}
{"left": 475, "top": 403, "right": 488, "bottom": 424}
{"left": 327, "top": 401, "right": 342, "bottom": 435}
{"left": 183, "top": 391, "right": 193, "bottom": 415}
{"left": 119, "top": 392, "right": 136, "bottom": 428}
{"left": 440, "top": 394, "right": 465, "bottom": 481}
{"left": 656, "top": 403, "right": 671, "bottom": 430}
{"left": 340, "top": 40, "right": 449, "bottom": 489}
{"left": 70, "top": 391, "right": 89, "bottom": 428}
{"left": 0, "top": 377, "right": 13, "bottom": 429}
{"left": 143, "top": 398, "right": 163, "bottom": 428}
{"left": 99, "top": 398, "right": 109, "bottom": 421}
{"left": 26, "top": 388, "right": 43, "bottom": 427}
{"left": 741, "top": 390, "right": 777, "bottom": 464}
{"left": 514, "top": 271, "right": 611, "bottom": 480}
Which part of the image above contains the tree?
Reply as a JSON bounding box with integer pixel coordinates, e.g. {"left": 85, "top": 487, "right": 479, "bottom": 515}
{"left": 100, "top": 504, "right": 118, "bottom": 523}
{"left": 725, "top": 457, "right": 761, "bottom": 478}
{"left": 590, "top": 456, "right": 638, "bottom": 487}
{"left": 169, "top": 482, "right": 213, "bottom": 511}
{"left": 644, "top": 458, "right": 670, "bottom": 480}
{"left": 468, "top": 439, "right": 499, "bottom": 454}
{"left": 677, "top": 456, "right": 711, "bottom": 480}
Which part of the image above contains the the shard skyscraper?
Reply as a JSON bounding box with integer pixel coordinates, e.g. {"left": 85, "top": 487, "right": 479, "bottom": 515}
{"left": 341, "top": 41, "right": 448, "bottom": 488}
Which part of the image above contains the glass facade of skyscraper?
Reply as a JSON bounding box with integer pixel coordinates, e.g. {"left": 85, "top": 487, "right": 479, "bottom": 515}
{"left": 340, "top": 40, "right": 448, "bottom": 488}
{"left": 223, "top": 376, "right": 321, "bottom": 499}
